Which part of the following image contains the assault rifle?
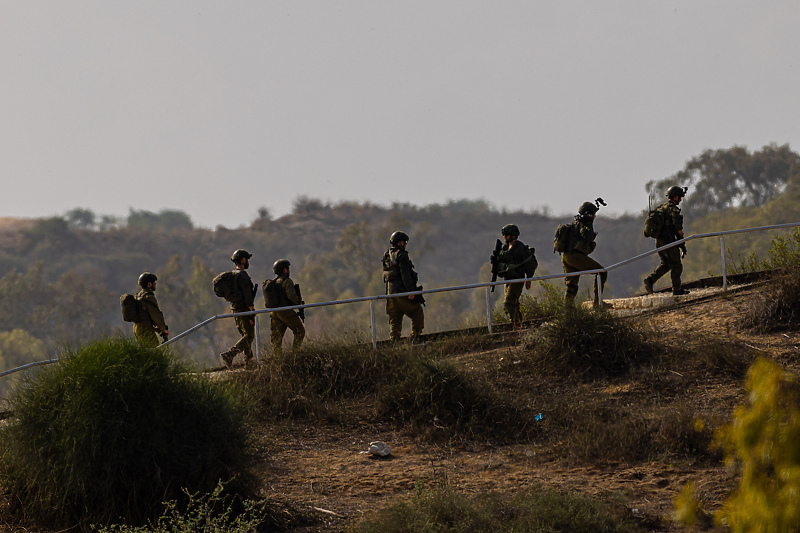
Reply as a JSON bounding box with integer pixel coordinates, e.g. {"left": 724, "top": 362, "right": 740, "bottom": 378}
{"left": 414, "top": 286, "right": 426, "bottom": 306}
{"left": 489, "top": 239, "right": 503, "bottom": 292}
{"left": 294, "top": 284, "right": 305, "bottom": 322}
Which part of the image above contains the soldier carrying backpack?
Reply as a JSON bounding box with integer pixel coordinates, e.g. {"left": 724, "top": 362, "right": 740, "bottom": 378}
{"left": 218, "top": 249, "right": 258, "bottom": 369}
{"left": 495, "top": 224, "right": 538, "bottom": 328}
{"left": 643, "top": 186, "right": 689, "bottom": 296}
{"left": 264, "top": 259, "right": 305, "bottom": 356}
{"left": 558, "top": 198, "right": 607, "bottom": 305}
{"left": 123, "top": 272, "right": 168, "bottom": 347}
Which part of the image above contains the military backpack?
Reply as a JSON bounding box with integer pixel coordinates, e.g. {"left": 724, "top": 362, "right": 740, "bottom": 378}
{"left": 262, "top": 277, "right": 283, "bottom": 308}
{"left": 212, "top": 270, "right": 240, "bottom": 302}
{"left": 553, "top": 223, "right": 576, "bottom": 253}
{"left": 382, "top": 250, "right": 400, "bottom": 282}
{"left": 643, "top": 208, "right": 666, "bottom": 239}
{"left": 120, "top": 293, "right": 143, "bottom": 322}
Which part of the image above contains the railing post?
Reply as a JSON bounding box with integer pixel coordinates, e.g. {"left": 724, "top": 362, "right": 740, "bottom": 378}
{"left": 720, "top": 236, "right": 727, "bottom": 291}
{"left": 254, "top": 314, "right": 262, "bottom": 364}
{"left": 486, "top": 286, "right": 493, "bottom": 333}
{"left": 370, "top": 300, "right": 377, "bottom": 349}
{"left": 597, "top": 274, "right": 604, "bottom": 306}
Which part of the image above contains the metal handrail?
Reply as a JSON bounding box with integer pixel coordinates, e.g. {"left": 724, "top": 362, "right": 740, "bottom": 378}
{"left": 3, "top": 220, "right": 800, "bottom": 379}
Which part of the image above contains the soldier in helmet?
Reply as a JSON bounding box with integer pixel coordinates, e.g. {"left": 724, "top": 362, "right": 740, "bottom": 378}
{"left": 220, "top": 249, "right": 257, "bottom": 369}
{"left": 133, "top": 272, "right": 168, "bottom": 347}
{"left": 382, "top": 231, "right": 424, "bottom": 341}
{"left": 561, "top": 201, "right": 607, "bottom": 305}
{"left": 497, "top": 224, "right": 537, "bottom": 328}
{"left": 268, "top": 259, "right": 305, "bottom": 356}
{"left": 644, "top": 186, "right": 689, "bottom": 296}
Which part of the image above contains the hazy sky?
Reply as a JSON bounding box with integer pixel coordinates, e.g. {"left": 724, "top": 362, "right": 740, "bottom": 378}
{"left": 2, "top": 1, "right": 799, "bottom": 228}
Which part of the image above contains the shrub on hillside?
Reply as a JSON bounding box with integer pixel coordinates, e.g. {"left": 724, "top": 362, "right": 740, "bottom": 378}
{"left": 354, "top": 481, "right": 639, "bottom": 533}
{"left": 233, "top": 340, "right": 534, "bottom": 440}
{"left": 522, "top": 307, "right": 659, "bottom": 379}
{"left": 676, "top": 358, "right": 800, "bottom": 530}
{"left": 739, "top": 264, "right": 800, "bottom": 332}
{"left": 0, "top": 337, "right": 247, "bottom": 529}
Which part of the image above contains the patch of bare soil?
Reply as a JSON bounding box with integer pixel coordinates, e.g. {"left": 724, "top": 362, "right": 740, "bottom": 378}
{"left": 242, "top": 285, "right": 784, "bottom": 532}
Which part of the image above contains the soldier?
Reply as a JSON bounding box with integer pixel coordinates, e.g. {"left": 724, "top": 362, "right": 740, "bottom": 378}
{"left": 496, "top": 224, "right": 537, "bottom": 328}
{"left": 561, "top": 201, "right": 607, "bottom": 305}
{"left": 644, "top": 186, "right": 689, "bottom": 296}
{"left": 268, "top": 259, "right": 305, "bottom": 356}
{"left": 133, "top": 272, "right": 168, "bottom": 347}
{"left": 382, "top": 231, "right": 424, "bottom": 341}
{"left": 220, "top": 249, "right": 257, "bottom": 369}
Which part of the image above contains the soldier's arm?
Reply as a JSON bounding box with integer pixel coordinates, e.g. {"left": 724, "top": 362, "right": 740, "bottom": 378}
{"left": 398, "top": 256, "right": 416, "bottom": 292}
{"left": 283, "top": 278, "right": 302, "bottom": 305}
{"left": 146, "top": 295, "right": 168, "bottom": 332}
{"left": 239, "top": 274, "right": 255, "bottom": 309}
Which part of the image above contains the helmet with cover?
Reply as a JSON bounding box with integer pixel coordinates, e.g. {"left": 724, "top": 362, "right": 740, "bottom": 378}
{"left": 501, "top": 224, "right": 520, "bottom": 237}
{"left": 578, "top": 201, "right": 600, "bottom": 216}
{"left": 138, "top": 271, "right": 157, "bottom": 288}
{"left": 666, "top": 185, "right": 687, "bottom": 199}
{"left": 273, "top": 259, "right": 291, "bottom": 274}
{"left": 389, "top": 231, "right": 410, "bottom": 246}
{"left": 231, "top": 249, "right": 252, "bottom": 263}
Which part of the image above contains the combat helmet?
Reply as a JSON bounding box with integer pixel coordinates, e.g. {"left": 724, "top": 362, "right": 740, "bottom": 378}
{"left": 273, "top": 259, "right": 291, "bottom": 274}
{"left": 390, "top": 231, "right": 410, "bottom": 245}
{"left": 138, "top": 272, "right": 157, "bottom": 288}
{"left": 501, "top": 224, "right": 520, "bottom": 237}
{"left": 666, "top": 186, "right": 688, "bottom": 199}
{"left": 231, "top": 249, "right": 252, "bottom": 263}
{"left": 578, "top": 202, "right": 599, "bottom": 216}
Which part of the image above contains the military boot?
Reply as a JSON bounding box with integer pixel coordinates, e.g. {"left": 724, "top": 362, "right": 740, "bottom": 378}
{"left": 643, "top": 278, "right": 654, "bottom": 294}
{"left": 220, "top": 351, "right": 234, "bottom": 369}
{"left": 672, "top": 288, "right": 689, "bottom": 296}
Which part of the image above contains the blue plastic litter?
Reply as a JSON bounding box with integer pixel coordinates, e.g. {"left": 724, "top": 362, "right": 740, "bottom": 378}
{"left": 535, "top": 413, "right": 543, "bottom": 421}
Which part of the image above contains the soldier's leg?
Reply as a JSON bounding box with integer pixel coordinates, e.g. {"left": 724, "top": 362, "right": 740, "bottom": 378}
{"left": 232, "top": 316, "right": 255, "bottom": 358}
{"left": 386, "top": 298, "right": 404, "bottom": 341}
{"left": 648, "top": 240, "right": 672, "bottom": 285}
{"left": 270, "top": 312, "right": 288, "bottom": 356}
{"left": 279, "top": 311, "right": 306, "bottom": 350}
{"left": 664, "top": 248, "right": 684, "bottom": 291}
{"left": 397, "top": 298, "right": 425, "bottom": 338}
{"left": 504, "top": 282, "right": 524, "bottom": 324}
{"left": 572, "top": 255, "right": 606, "bottom": 293}
{"left": 561, "top": 254, "right": 581, "bottom": 304}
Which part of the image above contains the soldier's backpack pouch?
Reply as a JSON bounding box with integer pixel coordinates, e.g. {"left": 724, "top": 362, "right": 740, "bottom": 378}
{"left": 553, "top": 223, "right": 574, "bottom": 253}
{"left": 213, "top": 271, "right": 240, "bottom": 302}
{"left": 643, "top": 209, "right": 664, "bottom": 238}
{"left": 120, "top": 293, "right": 142, "bottom": 322}
{"left": 526, "top": 246, "right": 539, "bottom": 277}
{"left": 382, "top": 250, "right": 400, "bottom": 282}
{"left": 262, "top": 278, "right": 282, "bottom": 308}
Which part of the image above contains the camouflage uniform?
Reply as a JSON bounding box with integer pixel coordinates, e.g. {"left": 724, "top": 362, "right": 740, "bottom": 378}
{"left": 227, "top": 270, "right": 256, "bottom": 361}
{"left": 645, "top": 200, "right": 684, "bottom": 292}
{"left": 561, "top": 215, "right": 606, "bottom": 304}
{"left": 133, "top": 289, "right": 167, "bottom": 348}
{"left": 497, "top": 240, "right": 536, "bottom": 324}
{"left": 270, "top": 274, "right": 305, "bottom": 356}
{"left": 383, "top": 246, "right": 424, "bottom": 341}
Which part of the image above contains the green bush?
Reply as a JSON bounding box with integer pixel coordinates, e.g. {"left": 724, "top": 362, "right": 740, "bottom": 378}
{"left": 522, "top": 307, "right": 659, "bottom": 379}
{"left": 353, "top": 481, "right": 639, "bottom": 533}
{"left": 0, "top": 337, "right": 247, "bottom": 529}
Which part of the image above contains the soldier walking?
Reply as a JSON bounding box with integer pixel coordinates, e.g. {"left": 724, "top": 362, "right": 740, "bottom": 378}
{"left": 561, "top": 201, "right": 607, "bottom": 305}
{"left": 644, "top": 186, "right": 689, "bottom": 296}
{"left": 496, "top": 224, "right": 537, "bottom": 328}
{"left": 220, "top": 249, "right": 257, "bottom": 369}
{"left": 133, "top": 272, "right": 168, "bottom": 347}
{"left": 382, "top": 231, "right": 424, "bottom": 341}
{"left": 267, "top": 259, "right": 305, "bottom": 356}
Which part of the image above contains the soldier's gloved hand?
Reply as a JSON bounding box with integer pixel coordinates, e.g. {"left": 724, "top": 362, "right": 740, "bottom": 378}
{"left": 680, "top": 244, "right": 687, "bottom": 258}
